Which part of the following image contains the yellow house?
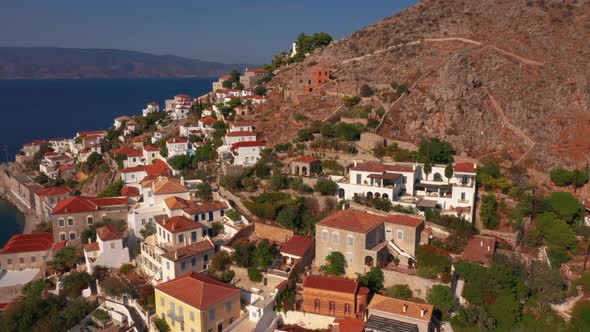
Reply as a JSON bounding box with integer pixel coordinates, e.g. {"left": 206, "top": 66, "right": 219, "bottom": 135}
{"left": 155, "top": 271, "right": 241, "bottom": 332}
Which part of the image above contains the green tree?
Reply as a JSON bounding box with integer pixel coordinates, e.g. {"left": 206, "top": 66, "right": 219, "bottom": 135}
{"left": 60, "top": 272, "right": 92, "bottom": 299}
{"left": 481, "top": 193, "right": 500, "bottom": 229}
{"left": 98, "top": 179, "right": 124, "bottom": 197}
{"left": 314, "top": 178, "right": 338, "bottom": 195}
{"left": 247, "top": 266, "right": 263, "bottom": 282}
{"left": 416, "top": 245, "right": 452, "bottom": 279}
{"left": 342, "top": 96, "right": 361, "bottom": 107}
{"left": 48, "top": 246, "right": 78, "bottom": 273}
{"left": 196, "top": 182, "right": 212, "bottom": 201}
{"left": 99, "top": 276, "right": 132, "bottom": 297}
{"left": 155, "top": 318, "right": 171, "bottom": 332}
{"left": 445, "top": 163, "right": 454, "bottom": 183}
{"left": 550, "top": 167, "right": 574, "bottom": 186}
{"left": 572, "top": 169, "right": 589, "bottom": 188}
{"left": 160, "top": 145, "right": 168, "bottom": 158}
{"left": 253, "top": 239, "right": 277, "bottom": 269}
{"left": 211, "top": 222, "right": 224, "bottom": 236}
{"left": 225, "top": 209, "right": 242, "bottom": 222}
{"left": 356, "top": 267, "right": 384, "bottom": 293}
{"left": 232, "top": 242, "right": 255, "bottom": 268}
{"left": 423, "top": 162, "right": 432, "bottom": 181}
{"left": 140, "top": 221, "right": 157, "bottom": 238}
{"left": 384, "top": 284, "right": 413, "bottom": 300}
{"left": 526, "top": 261, "right": 567, "bottom": 304}
{"left": 427, "top": 285, "right": 457, "bottom": 319}
{"left": 546, "top": 191, "right": 583, "bottom": 223}
{"left": 254, "top": 85, "right": 267, "bottom": 96}
{"left": 418, "top": 138, "right": 454, "bottom": 164}
{"left": 320, "top": 251, "right": 346, "bottom": 276}
{"left": 359, "top": 84, "right": 374, "bottom": 97}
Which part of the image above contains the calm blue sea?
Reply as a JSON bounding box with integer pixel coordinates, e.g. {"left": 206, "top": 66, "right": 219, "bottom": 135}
{"left": 0, "top": 199, "right": 25, "bottom": 247}
{"left": 0, "top": 78, "right": 215, "bottom": 160}
{"left": 0, "top": 78, "right": 214, "bottom": 245}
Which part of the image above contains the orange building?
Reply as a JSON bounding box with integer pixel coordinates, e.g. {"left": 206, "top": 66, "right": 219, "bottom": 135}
{"left": 304, "top": 66, "right": 330, "bottom": 93}
{"left": 302, "top": 275, "right": 369, "bottom": 319}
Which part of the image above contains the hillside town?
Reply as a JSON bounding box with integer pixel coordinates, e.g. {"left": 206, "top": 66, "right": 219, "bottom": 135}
{"left": 0, "top": 27, "right": 590, "bottom": 332}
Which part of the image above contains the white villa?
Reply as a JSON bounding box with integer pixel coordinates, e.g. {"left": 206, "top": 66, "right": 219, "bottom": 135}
{"left": 165, "top": 138, "right": 191, "bottom": 157}
{"left": 142, "top": 102, "right": 160, "bottom": 116}
{"left": 334, "top": 161, "right": 477, "bottom": 221}
{"left": 83, "top": 225, "right": 130, "bottom": 275}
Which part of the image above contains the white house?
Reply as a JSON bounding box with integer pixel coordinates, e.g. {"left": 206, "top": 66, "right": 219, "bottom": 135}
{"left": 48, "top": 138, "right": 72, "bottom": 154}
{"left": 243, "top": 95, "right": 266, "bottom": 105}
{"left": 230, "top": 141, "right": 266, "bottom": 166}
{"left": 142, "top": 102, "right": 160, "bottom": 116}
{"left": 39, "top": 152, "right": 72, "bottom": 179}
{"left": 142, "top": 145, "right": 161, "bottom": 165}
{"left": 114, "top": 116, "right": 131, "bottom": 129}
{"left": 223, "top": 130, "right": 257, "bottom": 147}
{"left": 165, "top": 138, "right": 190, "bottom": 157}
{"left": 229, "top": 121, "right": 255, "bottom": 133}
{"left": 335, "top": 161, "right": 477, "bottom": 221}
{"left": 151, "top": 130, "right": 170, "bottom": 144}
{"left": 83, "top": 225, "right": 130, "bottom": 275}
{"left": 120, "top": 159, "right": 170, "bottom": 186}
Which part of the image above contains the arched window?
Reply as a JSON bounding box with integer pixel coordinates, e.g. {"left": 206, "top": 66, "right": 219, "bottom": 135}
{"left": 382, "top": 193, "right": 389, "bottom": 200}
{"left": 58, "top": 218, "right": 65, "bottom": 227}
{"left": 366, "top": 192, "right": 373, "bottom": 199}
{"left": 59, "top": 232, "right": 66, "bottom": 241}
{"left": 433, "top": 173, "right": 443, "bottom": 182}
{"left": 314, "top": 299, "right": 320, "bottom": 311}
{"left": 329, "top": 301, "right": 336, "bottom": 313}
{"left": 67, "top": 217, "right": 74, "bottom": 227}
{"left": 68, "top": 232, "right": 76, "bottom": 240}
{"left": 338, "top": 188, "right": 345, "bottom": 199}
{"left": 345, "top": 303, "right": 351, "bottom": 315}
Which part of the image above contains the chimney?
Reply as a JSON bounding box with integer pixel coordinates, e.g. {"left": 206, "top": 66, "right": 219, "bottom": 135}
{"left": 420, "top": 308, "right": 425, "bottom": 317}
{"left": 402, "top": 304, "right": 408, "bottom": 313}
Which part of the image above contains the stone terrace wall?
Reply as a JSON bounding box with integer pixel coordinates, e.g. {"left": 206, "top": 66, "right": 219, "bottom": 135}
{"left": 382, "top": 269, "right": 448, "bottom": 299}
{"left": 254, "top": 222, "right": 294, "bottom": 244}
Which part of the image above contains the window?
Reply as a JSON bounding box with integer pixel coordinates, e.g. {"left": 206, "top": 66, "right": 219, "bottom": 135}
{"left": 201, "top": 213, "right": 206, "bottom": 220}
{"left": 67, "top": 217, "right": 74, "bottom": 226}
{"left": 397, "top": 230, "right": 404, "bottom": 241}
{"left": 220, "top": 209, "right": 224, "bottom": 217}
{"left": 87, "top": 216, "right": 94, "bottom": 225}
{"left": 166, "top": 261, "right": 170, "bottom": 270}
{"left": 59, "top": 233, "right": 66, "bottom": 241}
{"left": 345, "top": 303, "right": 351, "bottom": 314}
{"left": 178, "top": 234, "right": 185, "bottom": 243}
{"left": 191, "top": 257, "right": 196, "bottom": 266}
{"left": 160, "top": 297, "right": 165, "bottom": 306}
{"left": 191, "top": 231, "right": 197, "bottom": 243}
{"left": 346, "top": 252, "right": 353, "bottom": 263}
{"left": 461, "top": 192, "right": 466, "bottom": 200}
{"left": 6, "top": 258, "right": 12, "bottom": 265}
{"left": 19, "top": 257, "right": 24, "bottom": 264}
{"left": 141, "top": 219, "right": 146, "bottom": 225}
{"left": 58, "top": 218, "right": 65, "bottom": 227}
{"left": 329, "top": 301, "right": 335, "bottom": 313}
{"left": 181, "top": 261, "right": 186, "bottom": 271}
{"left": 208, "top": 309, "right": 215, "bottom": 321}
{"left": 226, "top": 301, "right": 232, "bottom": 312}
{"left": 314, "top": 299, "right": 320, "bottom": 310}
{"left": 190, "top": 311, "right": 195, "bottom": 321}
{"left": 356, "top": 174, "right": 362, "bottom": 184}
{"left": 69, "top": 232, "right": 76, "bottom": 240}
{"left": 347, "top": 235, "right": 354, "bottom": 247}
{"left": 110, "top": 243, "right": 115, "bottom": 249}
{"left": 332, "top": 232, "right": 339, "bottom": 244}
{"left": 322, "top": 230, "right": 328, "bottom": 242}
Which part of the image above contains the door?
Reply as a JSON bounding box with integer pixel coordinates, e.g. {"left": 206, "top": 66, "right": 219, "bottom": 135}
{"left": 217, "top": 323, "right": 223, "bottom": 332}
{"left": 209, "top": 211, "right": 214, "bottom": 221}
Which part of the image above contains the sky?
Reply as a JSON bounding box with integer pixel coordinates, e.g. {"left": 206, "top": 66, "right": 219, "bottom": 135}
{"left": 0, "top": 0, "right": 417, "bottom": 64}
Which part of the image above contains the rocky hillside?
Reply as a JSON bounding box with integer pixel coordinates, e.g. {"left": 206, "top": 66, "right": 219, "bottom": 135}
{"left": 252, "top": 0, "right": 590, "bottom": 171}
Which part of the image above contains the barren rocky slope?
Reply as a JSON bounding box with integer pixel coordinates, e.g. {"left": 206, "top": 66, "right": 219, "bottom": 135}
{"left": 251, "top": 0, "right": 590, "bottom": 170}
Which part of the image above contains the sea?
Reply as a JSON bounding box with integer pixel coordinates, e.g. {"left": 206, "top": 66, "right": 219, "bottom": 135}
{"left": 0, "top": 77, "right": 215, "bottom": 246}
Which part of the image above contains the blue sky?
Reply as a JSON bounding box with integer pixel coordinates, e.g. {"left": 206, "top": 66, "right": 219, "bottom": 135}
{"left": 0, "top": 0, "right": 417, "bottom": 64}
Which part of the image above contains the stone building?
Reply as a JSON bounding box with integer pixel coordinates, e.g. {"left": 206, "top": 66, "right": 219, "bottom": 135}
{"left": 290, "top": 156, "right": 322, "bottom": 177}
{"left": 302, "top": 275, "right": 369, "bottom": 319}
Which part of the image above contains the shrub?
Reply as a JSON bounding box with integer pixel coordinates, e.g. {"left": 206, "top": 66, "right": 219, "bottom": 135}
{"left": 248, "top": 267, "right": 263, "bottom": 282}
{"left": 226, "top": 209, "right": 242, "bottom": 222}
{"left": 119, "top": 264, "right": 135, "bottom": 274}
{"left": 480, "top": 193, "right": 499, "bottom": 229}
{"left": 550, "top": 167, "right": 574, "bottom": 186}
{"left": 342, "top": 96, "right": 361, "bottom": 107}
{"left": 416, "top": 245, "right": 452, "bottom": 279}
{"left": 314, "top": 178, "right": 338, "bottom": 195}
{"left": 155, "top": 318, "right": 170, "bottom": 332}
{"left": 384, "top": 284, "right": 413, "bottom": 300}
{"left": 359, "top": 84, "right": 374, "bottom": 97}
{"left": 320, "top": 251, "right": 346, "bottom": 276}
{"left": 211, "top": 222, "right": 224, "bottom": 236}
{"left": 93, "top": 309, "right": 111, "bottom": 321}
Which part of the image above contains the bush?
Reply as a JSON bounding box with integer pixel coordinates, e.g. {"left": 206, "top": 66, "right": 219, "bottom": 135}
{"left": 359, "top": 84, "right": 374, "bottom": 97}
{"left": 480, "top": 193, "right": 499, "bottom": 229}
{"left": 155, "top": 318, "right": 170, "bottom": 332}
{"left": 418, "top": 138, "right": 454, "bottom": 164}
{"left": 98, "top": 179, "right": 124, "bottom": 197}
{"left": 314, "top": 178, "right": 338, "bottom": 195}
{"left": 211, "top": 222, "right": 224, "bottom": 236}
{"left": 416, "top": 245, "right": 452, "bottom": 279}
{"left": 320, "top": 251, "right": 346, "bottom": 276}
{"left": 119, "top": 264, "right": 135, "bottom": 274}
{"left": 226, "top": 209, "right": 242, "bottom": 222}
{"left": 248, "top": 267, "right": 263, "bottom": 282}
{"left": 550, "top": 167, "right": 575, "bottom": 186}
{"left": 384, "top": 284, "right": 413, "bottom": 300}
{"left": 342, "top": 96, "right": 361, "bottom": 107}
{"left": 427, "top": 285, "right": 457, "bottom": 319}
{"left": 93, "top": 309, "right": 111, "bottom": 321}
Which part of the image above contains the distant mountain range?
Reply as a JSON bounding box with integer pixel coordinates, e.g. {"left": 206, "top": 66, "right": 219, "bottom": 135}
{"left": 0, "top": 47, "right": 252, "bottom": 79}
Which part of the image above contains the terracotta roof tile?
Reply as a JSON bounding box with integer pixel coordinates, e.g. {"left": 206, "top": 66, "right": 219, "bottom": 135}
{"left": 158, "top": 216, "right": 203, "bottom": 233}
{"left": 454, "top": 162, "right": 477, "bottom": 174}
{"left": 317, "top": 210, "right": 384, "bottom": 234}
{"left": 280, "top": 235, "right": 314, "bottom": 257}
{"left": 292, "top": 156, "right": 320, "bottom": 163}
{"left": 368, "top": 294, "right": 433, "bottom": 321}
{"left": 96, "top": 225, "right": 125, "bottom": 241}
{"left": 153, "top": 177, "right": 188, "bottom": 195}
{"left": 156, "top": 271, "right": 240, "bottom": 309}
{"left": 84, "top": 242, "right": 100, "bottom": 252}
{"left": 351, "top": 161, "right": 414, "bottom": 173}
{"left": 199, "top": 116, "right": 217, "bottom": 125}
{"left": 161, "top": 239, "right": 214, "bottom": 261}
{"left": 303, "top": 275, "right": 358, "bottom": 294}
{"left": 230, "top": 140, "right": 266, "bottom": 151}
{"left": 0, "top": 233, "right": 54, "bottom": 254}
{"left": 35, "top": 186, "right": 72, "bottom": 197}
{"left": 166, "top": 138, "right": 187, "bottom": 144}
{"left": 461, "top": 235, "right": 496, "bottom": 265}
{"left": 383, "top": 214, "right": 424, "bottom": 228}
{"left": 113, "top": 147, "right": 142, "bottom": 157}
{"left": 52, "top": 196, "right": 127, "bottom": 214}
{"left": 121, "top": 186, "right": 140, "bottom": 196}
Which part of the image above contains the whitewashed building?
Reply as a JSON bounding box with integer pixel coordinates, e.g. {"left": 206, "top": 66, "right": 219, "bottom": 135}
{"left": 165, "top": 138, "right": 191, "bottom": 157}
{"left": 142, "top": 102, "right": 160, "bottom": 116}
{"left": 83, "top": 225, "right": 130, "bottom": 275}
{"left": 230, "top": 141, "right": 266, "bottom": 166}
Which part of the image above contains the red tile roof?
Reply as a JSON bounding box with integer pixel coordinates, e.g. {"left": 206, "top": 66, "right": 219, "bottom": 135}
{"left": 383, "top": 214, "right": 423, "bottom": 228}
{"left": 156, "top": 271, "right": 240, "bottom": 309}
{"left": 245, "top": 95, "right": 265, "bottom": 100}
{"left": 175, "top": 94, "right": 191, "bottom": 99}
{"left": 78, "top": 130, "right": 106, "bottom": 137}
{"left": 368, "top": 294, "right": 434, "bottom": 321}
{"left": 225, "top": 131, "right": 256, "bottom": 137}
{"left": 96, "top": 225, "right": 125, "bottom": 241}
{"left": 161, "top": 239, "right": 215, "bottom": 261}
{"left": 35, "top": 186, "right": 72, "bottom": 197}
{"left": 121, "top": 159, "right": 170, "bottom": 175}
{"left": 230, "top": 121, "right": 253, "bottom": 127}
{"left": 84, "top": 242, "right": 100, "bottom": 252}
{"left": 331, "top": 318, "right": 366, "bottom": 332}
{"left": 188, "top": 201, "right": 228, "bottom": 214}
{"left": 121, "top": 186, "right": 140, "bottom": 196}
{"left": 52, "top": 196, "right": 127, "bottom": 214}
{"left": 454, "top": 162, "right": 477, "bottom": 174}
{"left": 115, "top": 116, "right": 131, "bottom": 122}
{"left": 351, "top": 161, "right": 414, "bottom": 173}
{"left": 230, "top": 140, "right": 266, "bottom": 151}
{"left": 292, "top": 156, "right": 320, "bottom": 163}
{"left": 0, "top": 233, "right": 54, "bottom": 254}
{"left": 166, "top": 137, "right": 187, "bottom": 144}
{"left": 303, "top": 275, "right": 358, "bottom": 294}
{"left": 143, "top": 145, "right": 159, "bottom": 151}
{"left": 461, "top": 235, "right": 496, "bottom": 265}
{"left": 317, "top": 210, "right": 384, "bottom": 234}
{"left": 247, "top": 68, "right": 268, "bottom": 73}
{"left": 52, "top": 240, "right": 68, "bottom": 252}
{"left": 113, "top": 147, "right": 142, "bottom": 157}
{"left": 280, "top": 235, "right": 314, "bottom": 257}
{"left": 44, "top": 151, "right": 58, "bottom": 157}
{"left": 199, "top": 116, "right": 217, "bottom": 125}
{"left": 158, "top": 216, "right": 203, "bottom": 233}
